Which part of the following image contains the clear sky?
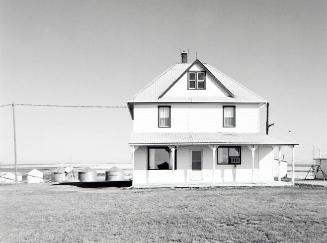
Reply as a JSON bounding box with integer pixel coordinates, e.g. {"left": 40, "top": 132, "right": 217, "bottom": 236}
{"left": 0, "top": 0, "right": 326, "bottom": 165}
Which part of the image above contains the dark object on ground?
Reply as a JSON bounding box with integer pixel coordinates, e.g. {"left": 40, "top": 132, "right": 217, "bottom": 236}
{"left": 157, "top": 162, "right": 169, "bottom": 169}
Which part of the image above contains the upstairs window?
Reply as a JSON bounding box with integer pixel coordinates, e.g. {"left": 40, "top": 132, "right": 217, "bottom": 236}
{"left": 158, "top": 106, "right": 171, "bottom": 128}
{"left": 217, "top": 147, "right": 241, "bottom": 165}
{"left": 223, "top": 106, "right": 236, "bottom": 127}
{"left": 188, "top": 71, "right": 206, "bottom": 90}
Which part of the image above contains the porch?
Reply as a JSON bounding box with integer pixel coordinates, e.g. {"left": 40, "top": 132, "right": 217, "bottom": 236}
{"left": 132, "top": 181, "right": 292, "bottom": 188}
{"left": 129, "top": 132, "right": 298, "bottom": 187}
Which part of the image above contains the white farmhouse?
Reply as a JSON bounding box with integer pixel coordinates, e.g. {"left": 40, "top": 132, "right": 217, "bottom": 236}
{"left": 127, "top": 52, "right": 297, "bottom": 187}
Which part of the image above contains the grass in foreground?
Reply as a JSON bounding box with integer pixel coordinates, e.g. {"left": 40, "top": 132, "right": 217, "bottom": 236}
{"left": 0, "top": 184, "right": 326, "bottom": 242}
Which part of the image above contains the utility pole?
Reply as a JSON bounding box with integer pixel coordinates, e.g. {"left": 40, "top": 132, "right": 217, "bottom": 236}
{"left": 12, "top": 103, "right": 18, "bottom": 183}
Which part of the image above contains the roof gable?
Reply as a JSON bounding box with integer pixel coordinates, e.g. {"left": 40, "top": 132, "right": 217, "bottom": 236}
{"left": 158, "top": 60, "right": 234, "bottom": 99}
{"left": 128, "top": 59, "right": 267, "bottom": 103}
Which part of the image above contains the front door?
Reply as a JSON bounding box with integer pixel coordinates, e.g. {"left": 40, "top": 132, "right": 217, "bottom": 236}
{"left": 190, "top": 150, "right": 203, "bottom": 181}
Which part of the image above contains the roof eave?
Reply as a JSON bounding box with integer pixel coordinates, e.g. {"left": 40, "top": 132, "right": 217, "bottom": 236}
{"left": 129, "top": 142, "right": 299, "bottom": 146}
{"left": 127, "top": 102, "right": 134, "bottom": 120}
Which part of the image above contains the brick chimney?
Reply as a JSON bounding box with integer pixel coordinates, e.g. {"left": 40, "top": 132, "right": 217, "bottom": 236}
{"left": 181, "top": 51, "right": 188, "bottom": 63}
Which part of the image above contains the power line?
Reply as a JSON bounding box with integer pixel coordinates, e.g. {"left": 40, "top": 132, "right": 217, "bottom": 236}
{"left": 0, "top": 104, "right": 11, "bottom": 108}
{"left": 0, "top": 103, "right": 127, "bottom": 109}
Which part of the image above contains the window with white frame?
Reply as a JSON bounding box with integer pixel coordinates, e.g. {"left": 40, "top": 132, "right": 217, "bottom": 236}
{"left": 188, "top": 72, "right": 196, "bottom": 89}
{"left": 158, "top": 106, "right": 171, "bottom": 128}
{"left": 197, "top": 72, "right": 205, "bottom": 89}
{"left": 217, "top": 147, "right": 241, "bottom": 165}
{"left": 223, "top": 106, "right": 236, "bottom": 127}
{"left": 148, "top": 147, "right": 176, "bottom": 170}
{"left": 188, "top": 71, "right": 206, "bottom": 90}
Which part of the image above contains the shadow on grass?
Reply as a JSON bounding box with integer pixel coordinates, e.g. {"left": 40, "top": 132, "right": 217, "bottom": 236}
{"left": 54, "top": 180, "right": 132, "bottom": 188}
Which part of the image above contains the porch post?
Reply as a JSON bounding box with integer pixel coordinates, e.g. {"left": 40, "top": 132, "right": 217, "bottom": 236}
{"left": 278, "top": 146, "right": 282, "bottom": 183}
{"left": 252, "top": 146, "right": 255, "bottom": 183}
{"left": 169, "top": 146, "right": 176, "bottom": 185}
{"left": 131, "top": 146, "right": 138, "bottom": 187}
{"left": 210, "top": 145, "right": 218, "bottom": 185}
{"left": 248, "top": 145, "right": 256, "bottom": 183}
{"left": 170, "top": 146, "right": 176, "bottom": 170}
{"left": 292, "top": 145, "right": 295, "bottom": 186}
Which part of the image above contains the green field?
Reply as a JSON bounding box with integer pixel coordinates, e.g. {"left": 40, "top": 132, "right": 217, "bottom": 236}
{"left": 0, "top": 184, "right": 326, "bottom": 242}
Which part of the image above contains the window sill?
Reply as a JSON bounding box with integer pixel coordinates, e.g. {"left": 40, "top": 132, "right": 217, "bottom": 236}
{"left": 147, "top": 169, "right": 174, "bottom": 171}
{"left": 217, "top": 163, "right": 241, "bottom": 165}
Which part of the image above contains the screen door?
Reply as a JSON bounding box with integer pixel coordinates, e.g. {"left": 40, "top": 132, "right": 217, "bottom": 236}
{"left": 192, "top": 151, "right": 202, "bottom": 170}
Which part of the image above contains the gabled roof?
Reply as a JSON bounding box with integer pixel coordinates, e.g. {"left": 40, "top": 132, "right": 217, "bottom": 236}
{"left": 128, "top": 59, "right": 267, "bottom": 103}
{"left": 129, "top": 132, "right": 298, "bottom": 146}
{"left": 158, "top": 59, "right": 234, "bottom": 99}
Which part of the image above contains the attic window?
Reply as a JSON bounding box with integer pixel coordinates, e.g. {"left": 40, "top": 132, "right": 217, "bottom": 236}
{"left": 188, "top": 72, "right": 196, "bottom": 89}
{"left": 188, "top": 72, "right": 206, "bottom": 90}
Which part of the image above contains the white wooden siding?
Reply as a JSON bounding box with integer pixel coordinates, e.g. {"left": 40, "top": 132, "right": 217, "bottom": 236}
{"left": 133, "top": 103, "right": 264, "bottom": 133}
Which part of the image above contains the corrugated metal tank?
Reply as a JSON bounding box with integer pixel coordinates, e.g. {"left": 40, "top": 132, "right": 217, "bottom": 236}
{"left": 52, "top": 172, "right": 65, "bottom": 182}
{"left": 52, "top": 168, "right": 66, "bottom": 182}
{"left": 78, "top": 167, "right": 97, "bottom": 182}
{"left": 105, "top": 167, "right": 125, "bottom": 181}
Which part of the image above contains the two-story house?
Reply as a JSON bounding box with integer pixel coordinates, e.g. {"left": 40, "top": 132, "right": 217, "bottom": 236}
{"left": 127, "top": 52, "right": 297, "bottom": 187}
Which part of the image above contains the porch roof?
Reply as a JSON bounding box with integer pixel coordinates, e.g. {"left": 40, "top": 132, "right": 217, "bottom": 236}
{"left": 129, "top": 132, "right": 298, "bottom": 146}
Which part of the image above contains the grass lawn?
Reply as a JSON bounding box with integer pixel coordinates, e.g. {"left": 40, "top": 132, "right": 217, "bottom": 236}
{"left": 0, "top": 184, "right": 327, "bottom": 242}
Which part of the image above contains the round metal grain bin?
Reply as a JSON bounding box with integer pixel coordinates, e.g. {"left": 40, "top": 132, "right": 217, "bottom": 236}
{"left": 51, "top": 168, "right": 66, "bottom": 183}
{"left": 52, "top": 172, "right": 66, "bottom": 182}
{"left": 78, "top": 167, "right": 97, "bottom": 182}
{"left": 105, "top": 167, "right": 125, "bottom": 181}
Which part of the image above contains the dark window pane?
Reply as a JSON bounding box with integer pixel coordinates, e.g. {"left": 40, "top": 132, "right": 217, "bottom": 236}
{"left": 189, "top": 72, "right": 196, "bottom": 81}
{"left": 192, "top": 151, "right": 201, "bottom": 162}
{"left": 198, "top": 72, "right": 205, "bottom": 80}
{"left": 192, "top": 162, "right": 201, "bottom": 170}
{"left": 229, "top": 156, "right": 241, "bottom": 164}
{"left": 197, "top": 81, "right": 205, "bottom": 89}
{"left": 189, "top": 81, "right": 196, "bottom": 89}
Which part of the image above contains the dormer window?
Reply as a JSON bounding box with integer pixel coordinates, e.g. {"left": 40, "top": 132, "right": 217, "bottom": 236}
{"left": 188, "top": 72, "right": 196, "bottom": 89}
{"left": 188, "top": 71, "right": 206, "bottom": 90}
{"left": 197, "top": 72, "right": 205, "bottom": 89}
